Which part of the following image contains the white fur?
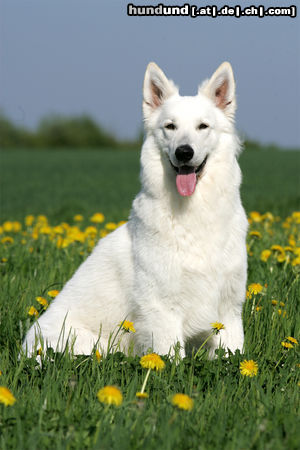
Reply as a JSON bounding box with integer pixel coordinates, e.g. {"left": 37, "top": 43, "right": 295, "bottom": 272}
{"left": 23, "top": 62, "right": 248, "bottom": 358}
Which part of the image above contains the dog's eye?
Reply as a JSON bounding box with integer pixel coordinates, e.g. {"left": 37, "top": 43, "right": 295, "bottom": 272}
{"left": 165, "top": 123, "right": 176, "bottom": 130}
{"left": 198, "top": 123, "right": 209, "bottom": 130}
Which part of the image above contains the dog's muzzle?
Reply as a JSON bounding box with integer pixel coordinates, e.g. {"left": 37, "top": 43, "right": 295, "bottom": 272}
{"left": 170, "top": 155, "right": 208, "bottom": 176}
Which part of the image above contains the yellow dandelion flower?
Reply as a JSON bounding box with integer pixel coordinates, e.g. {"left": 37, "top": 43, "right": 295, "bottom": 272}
{"left": 32, "top": 228, "right": 39, "bottom": 240}
{"left": 85, "top": 226, "right": 97, "bottom": 237}
{"left": 279, "top": 301, "right": 285, "bottom": 307}
{"left": 39, "top": 225, "right": 52, "bottom": 235}
{"left": 60, "top": 238, "right": 73, "bottom": 248}
{"left": 138, "top": 354, "right": 165, "bottom": 395}
{"left": 211, "top": 322, "right": 225, "bottom": 331}
{"left": 1, "top": 236, "right": 14, "bottom": 244}
{"left": 240, "top": 360, "right": 258, "bottom": 377}
{"left": 247, "top": 283, "right": 263, "bottom": 299}
{"left": 60, "top": 222, "right": 70, "bottom": 230}
{"left": 136, "top": 392, "right": 149, "bottom": 399}
{"left": 1, "top": 258, "right": 8, "bottom": 263}
{"left": 56, "top": 236, "right": 64, "bottom": 248}
{"left": 271, "top": 300, "right": 278, "bottom": 306}
{"left": 36, "top": 297, "right": 49, "bottom": 309}
{"left": 256, "top": 306, "right": 262, "bottom": 312}
{"left": 71, "top": 230, "right": 85, "bottom": 243}
{"left": 90, "top": 213, "right": 105, "bottom": 224}
{"left": 284, "top": 246, "right": 294, "bottom": 252}
{"left": 2, "top": 222, "right": 13, "bottom": 232}
{"left": 28, "top": 306, "right": 38, "bottom": 317}
{"left": 261, "top": 250, "right": 271, "bottom": 262}
{"left": 12, "top": 222, "right": 22, "bottom": 232}
{"left": 100, "top": 229, "right": 109, "bottom": 238}
{"left": 249, "top": 231, "right": 262, "bottom": 238}
{"left": 249, "top": 211, "right": 262, "bottom": 223}
{"left": 281, "top": 341, "right": 293, "bottom": 349}
{"left": 0, "top": 370, "right": 2, "bottom": 376}
{"left": 140, "top": 353, "right": 165, "bottom": 371}
{"left": 271, "top": 244, "right": 284, "bottom": 252}
{"left": 53, "top": 225, "right": 64, "bottom": 235}
{"left": 74, "top": 214, "right": 84, "bottom": 222}
{"left": 47, "top": 290, "right": 59, "bottom": 298}
{"left": 97, "top": 386, "right": 123, "bottom": 406}
{"left": 25, "top": 215, "right": 35, "bottom": 227}
{"left": 172, "top": 393, "right": 194, "bottom": 411}
{"left": 277, "top": 252, "right": 286, "bottom": 263}
{"left": 37, "top": 215, "right": 48, "bottom": 223}
{"left": 119, "top": 320, "right": 136, "bottom": 333}
{"left": 292, "top": 211, "right": 300, "bottom": 220}
{"left": 105, "top": 222, "right": 118, "bottom": 231}
{"left": 0, "top": 387, "right": 16, "bottom": 406}
{"left": 262, "top": 212, "right": 274, "bottom": 221}
{"left": 278, "top": 309, "right": 287, "bottom": 318}
{"left": 118, "top": 221, "right": 127, "bottom": 227}
{"left": 287, "top": 337, "right": 298, "bottom": 345}
{"left": 292, "top": 257, "right": 300, "bottom": 266}
{"left": 88, "top": 239, "right": 95, "bottom": 249}
{"left": 95, "top": 349, "right": 101, "bottom": 362}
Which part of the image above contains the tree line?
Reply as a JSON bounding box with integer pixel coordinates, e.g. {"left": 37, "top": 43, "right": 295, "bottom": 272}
{"left": 0, "top": 112, "right": 280, "bottom": 151}
{"left": 0, "top": 113, "right": 142, "bottom": 149}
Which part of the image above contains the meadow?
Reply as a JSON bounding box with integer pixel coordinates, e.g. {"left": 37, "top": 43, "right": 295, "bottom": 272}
{"left": 0, "top": 148, "right": 299, "bottom": 449}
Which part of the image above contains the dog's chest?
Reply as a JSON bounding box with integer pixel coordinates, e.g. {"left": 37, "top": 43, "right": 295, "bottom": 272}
{"left": 132, "top": 214, "right": 227, "bottom": 303}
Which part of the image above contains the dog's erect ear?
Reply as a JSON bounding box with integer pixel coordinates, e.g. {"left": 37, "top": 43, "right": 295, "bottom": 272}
{"left": 143, "top": 62, "right": 178, "bottom": 120}
{"left": 201, "top": 62, "right": 236, "bottom": 120}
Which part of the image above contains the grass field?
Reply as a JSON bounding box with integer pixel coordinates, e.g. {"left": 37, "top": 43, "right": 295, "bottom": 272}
{"left": 0, "top": 148, "right": 299, "bottom": 449}
{"left": 1, "top": 148, "right": 300, "bottom": 222}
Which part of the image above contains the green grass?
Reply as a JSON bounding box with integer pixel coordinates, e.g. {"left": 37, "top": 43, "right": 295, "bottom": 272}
{"left": 0, "top": 148, "right": 299, "bottom": 449}
{"left": 1, "top": 148, "right": 299, "bottom": 222}
{"left": 0, "top": 149, "right": 140, "bottom": 223}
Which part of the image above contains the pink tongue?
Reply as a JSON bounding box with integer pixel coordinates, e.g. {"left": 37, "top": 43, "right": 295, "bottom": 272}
{"left": 176, "top": 172, "right": 196, "bottom": 196}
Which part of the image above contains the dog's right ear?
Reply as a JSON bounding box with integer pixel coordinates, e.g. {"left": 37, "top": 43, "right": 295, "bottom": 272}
{"left": 200, "top": 62, "right": 236, "bottom": 121}
{"left": 143, "top": 62, "right": 178, "bottom": 120}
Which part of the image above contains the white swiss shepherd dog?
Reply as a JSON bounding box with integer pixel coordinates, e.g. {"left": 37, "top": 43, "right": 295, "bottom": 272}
{"left": 23, "top": 62, "right": 248, "bottom": 359}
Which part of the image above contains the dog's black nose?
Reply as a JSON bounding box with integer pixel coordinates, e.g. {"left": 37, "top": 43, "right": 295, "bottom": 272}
{"left": 175, "top": 145, "right": 194, "bottom": 163}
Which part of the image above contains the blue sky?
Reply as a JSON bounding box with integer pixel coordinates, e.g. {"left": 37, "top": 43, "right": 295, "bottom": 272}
{"left": 1, "top": 0, "right": 299, "bottom": 148}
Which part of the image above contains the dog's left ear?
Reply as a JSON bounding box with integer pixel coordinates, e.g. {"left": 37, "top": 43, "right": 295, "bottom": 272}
{"left": 143, "top": 62, "right": 178, "bottom": 120}
{"left": 201, "top": 62, "right": 236, "bottom": 120}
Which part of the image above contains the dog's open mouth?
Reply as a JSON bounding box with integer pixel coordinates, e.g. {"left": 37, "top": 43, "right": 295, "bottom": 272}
{"left": 170, "top": 156, "right": 208, "bottom": 197}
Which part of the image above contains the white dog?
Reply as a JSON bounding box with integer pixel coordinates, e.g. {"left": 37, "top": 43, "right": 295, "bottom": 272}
{"left": 23, "top": 62, "right": 248, "bottom": 358}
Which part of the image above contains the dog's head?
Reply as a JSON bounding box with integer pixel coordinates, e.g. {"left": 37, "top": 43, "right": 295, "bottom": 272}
{"left": 143, "top": 62, "right": 237, "bottom": 197}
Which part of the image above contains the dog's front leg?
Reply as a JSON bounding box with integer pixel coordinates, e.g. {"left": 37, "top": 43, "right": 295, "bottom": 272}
{"left": 207, "top": 276, "right": 245, "bottom": 357}
{"left": 206, "top": 310, "right": 244, "bottom": 358}
{"left": 134, "top": 306, "right": 185, "bottom": 358}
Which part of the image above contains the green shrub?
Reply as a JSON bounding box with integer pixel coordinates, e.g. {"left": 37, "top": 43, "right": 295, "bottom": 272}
{"left": 37, "top": 115, "right": 118, "bottom": 148}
